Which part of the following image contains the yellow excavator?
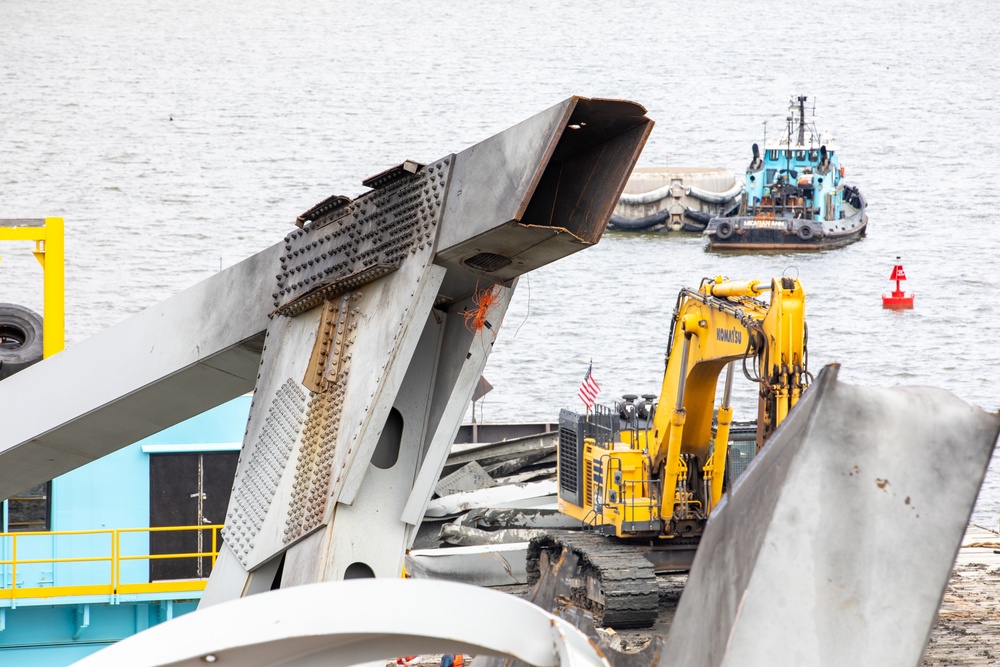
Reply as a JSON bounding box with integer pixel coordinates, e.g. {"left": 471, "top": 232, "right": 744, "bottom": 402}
{"left": 528, "top": 275, "right": 810, "bottom": 628}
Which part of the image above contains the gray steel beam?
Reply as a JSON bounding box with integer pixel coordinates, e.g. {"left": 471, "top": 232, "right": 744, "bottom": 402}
{"left": 0, "top": 98, "right": 652, "bottom": 611}
{"left": 0, "top": 97, "right": 650, "bottom": 504}
{"left": 0, "top": 246, "right": 278, "bottom": 499}
{"left": 663, "top": 364, "right": 1000, "bottom": 667}
{"left": 204, "top": 96, "right": 650, "bottom": 599}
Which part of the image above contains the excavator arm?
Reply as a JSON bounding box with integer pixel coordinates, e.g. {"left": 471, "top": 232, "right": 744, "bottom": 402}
{"left": 650, "top": 276, "right": 807, "bottom": 524}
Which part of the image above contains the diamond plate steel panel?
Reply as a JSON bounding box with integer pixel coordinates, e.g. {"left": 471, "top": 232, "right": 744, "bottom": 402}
{"left": 223, "top": 378, "right": 306, "bottom": 566}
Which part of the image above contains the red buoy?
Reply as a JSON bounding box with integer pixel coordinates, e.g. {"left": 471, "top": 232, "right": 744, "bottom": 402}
{"left": 882, "top": 257, "right": 914, "bottom": 309}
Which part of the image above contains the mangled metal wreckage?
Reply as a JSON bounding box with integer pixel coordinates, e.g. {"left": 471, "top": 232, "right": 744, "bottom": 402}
{"left": 2, "top": 98, "right": 998, "bottom": 667}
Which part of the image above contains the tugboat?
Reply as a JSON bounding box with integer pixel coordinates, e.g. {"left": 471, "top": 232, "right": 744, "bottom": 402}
{"left": 705, "top": 96, "right": 867, "bottom": 250}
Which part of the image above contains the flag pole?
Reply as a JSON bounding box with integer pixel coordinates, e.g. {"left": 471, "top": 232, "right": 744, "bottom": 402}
{"left": 587, "top": 357, "right": 592, "bottom": 415}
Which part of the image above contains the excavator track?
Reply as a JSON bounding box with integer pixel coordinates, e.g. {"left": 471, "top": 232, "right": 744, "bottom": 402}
{"left": 526, "top": 531, "right": 659, "bottom": 629}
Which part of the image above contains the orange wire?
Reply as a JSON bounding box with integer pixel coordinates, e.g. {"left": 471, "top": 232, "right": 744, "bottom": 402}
{"left": 464, "top": 283, "right": 502, "bottom": 333}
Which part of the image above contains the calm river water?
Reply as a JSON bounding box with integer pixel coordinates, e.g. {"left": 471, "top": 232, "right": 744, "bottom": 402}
{"left": 2, "top": 0, "right": 999, "bottom": 523}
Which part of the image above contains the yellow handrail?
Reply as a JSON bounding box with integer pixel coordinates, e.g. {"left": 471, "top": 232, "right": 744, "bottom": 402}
{"left": 0, "top": 525, "right": 224, "bottom": 600}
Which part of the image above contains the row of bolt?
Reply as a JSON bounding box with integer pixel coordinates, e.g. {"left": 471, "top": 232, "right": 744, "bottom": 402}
{"left": 274, "top": 196, "right": 440, "bottom": 309}
{"left": 285, "top": 390, "right": 345, "bottom": 541}
{"left": 364, "top": 176, "right": 425, "bottom": 208}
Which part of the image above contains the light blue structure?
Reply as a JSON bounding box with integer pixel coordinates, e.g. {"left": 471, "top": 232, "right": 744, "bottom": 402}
{"left": 746, "top": 140, "right": 845, "bottom": 222}
{"left": 0, "top": 396, "right": 251, "bottom": 666}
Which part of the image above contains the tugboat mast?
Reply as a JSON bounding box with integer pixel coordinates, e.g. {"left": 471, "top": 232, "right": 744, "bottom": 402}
{"left": 797, "top": 95, "right": 808, "bottom": 145}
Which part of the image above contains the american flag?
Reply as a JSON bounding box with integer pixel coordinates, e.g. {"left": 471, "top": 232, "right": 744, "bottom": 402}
{"left": 578, "top": 361, "right": 601, "bottom": 410}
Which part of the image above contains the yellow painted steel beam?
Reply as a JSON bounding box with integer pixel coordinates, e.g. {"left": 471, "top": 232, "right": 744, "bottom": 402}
{"left": 0, "top": 217, "right": 65, "bottom": 357}
{"left": 5, "top": 584, "right": 114, "bottom": 600}
{"left": 0, "top": 227, "right": 49, "bottom": 241}
{"left": 1, "top": 580, "right": 209, "bottom": 599}
{"left": 117, "top": 581, "right": 209, "bottom": 595}
{"left": 40, "top": 217, "right": 65, "bottom": 358}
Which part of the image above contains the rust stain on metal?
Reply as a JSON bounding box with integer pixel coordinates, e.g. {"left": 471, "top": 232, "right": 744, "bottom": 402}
{"left": 286, "top": 296, "right": 361, "bottom": 544}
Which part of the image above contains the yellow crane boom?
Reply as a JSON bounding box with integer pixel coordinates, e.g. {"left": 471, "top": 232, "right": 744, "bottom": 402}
{"left": 650, "top": 275, "right": 807, "bottom": 523}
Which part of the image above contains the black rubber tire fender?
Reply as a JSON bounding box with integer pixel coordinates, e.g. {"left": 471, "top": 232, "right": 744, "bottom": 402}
{"left": 797, "top": 224, "right": 816, "bottom": 241}
{"left": 683, "top": 207, "right": 713, "bottom": 225}
{"left": 715, "top": 220, "right": 734, "bottom": 240}
{"left": 0, "top": 303, "right": 44, "bottom": 380}
{"left": 609, "top": 208, "right": 672, "bottom": 231}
